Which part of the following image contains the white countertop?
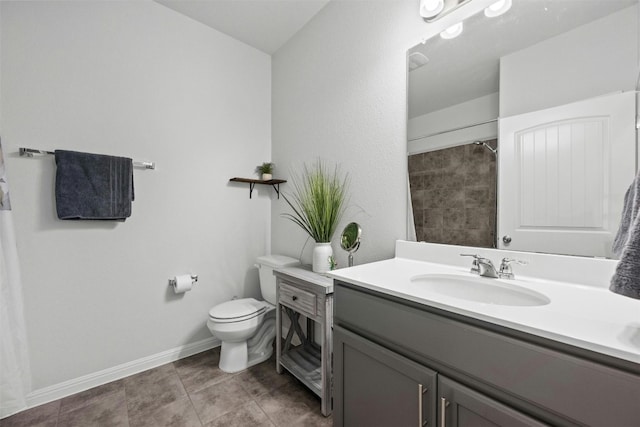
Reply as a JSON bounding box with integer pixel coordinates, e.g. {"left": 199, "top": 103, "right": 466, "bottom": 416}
{"left": 329, "top": 256, "right": 640, "bottom": 365}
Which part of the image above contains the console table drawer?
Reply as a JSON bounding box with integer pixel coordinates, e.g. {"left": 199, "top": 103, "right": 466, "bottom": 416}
{"left": 279, "top": 282, "right": 317, "bottom": 317}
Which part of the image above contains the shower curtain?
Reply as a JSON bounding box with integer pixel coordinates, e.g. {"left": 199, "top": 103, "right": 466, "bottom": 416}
{"left": 0, "top": 140, "right": 31, "bottom": 418}
{"left": 407, "top": 172, "right": 417, "bottom": 241}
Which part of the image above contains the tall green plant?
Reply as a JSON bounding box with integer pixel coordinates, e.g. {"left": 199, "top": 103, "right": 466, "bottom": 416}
{"left": 282, "top": 160, "right": 349, "bottom": 243}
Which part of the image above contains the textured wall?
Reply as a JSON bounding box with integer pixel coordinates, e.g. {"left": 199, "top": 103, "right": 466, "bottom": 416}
{"left": 500, "top": 5, "right": 638, "bottom": 117}
{"left": 1, "top": 0, "right": 271, "bottom": 391}
{"left": 271, "top": 0, "right": 496, "bottom": 267}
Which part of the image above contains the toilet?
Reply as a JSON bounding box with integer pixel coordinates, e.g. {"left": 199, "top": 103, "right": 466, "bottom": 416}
{"left": 207, "top": 255, "right": 300, "bottom": 373}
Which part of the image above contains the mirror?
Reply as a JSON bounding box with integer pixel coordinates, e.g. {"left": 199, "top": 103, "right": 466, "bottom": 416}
{"left": 407, "top": 0, "right": 639, "bottom": 258}
{"left": 340, "top": 222, "right": 362, "bottom": 267}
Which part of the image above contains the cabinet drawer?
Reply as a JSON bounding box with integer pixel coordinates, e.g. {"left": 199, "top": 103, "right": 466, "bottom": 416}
{"left": 280, "top": 283, "right": 317, "bottom": 316}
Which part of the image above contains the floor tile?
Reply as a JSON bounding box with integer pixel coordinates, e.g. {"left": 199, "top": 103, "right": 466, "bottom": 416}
{"left": 60, "top": 379, "right": 125, "bottom": 414}
{"left": 57, "top": 389, "right": 128, "bottom": 427}
{"left": 1, "top": 348, "right": 329, "bottom": 427}
{"left": 291, "top": 410, "right": 333, "bottom": 427}
{"left": 255, "top": 381, "right": 317, "bottom": 426}
{"left": 236, "top": 358, "right": 294, "bottom": 398}
{"left": 0, "top": 400, "right": 60, "bottom": 427}
{"left": 189, "top": 377, "right": 251, "bottom": 425}
{"left": 279, "top": 378, "right": 323, "bottom": 410}
{"left": 125, "top": 364, "right": 188, "bottom": 418}
{"left": 173, "top": 348, "right": 232, "bottom": 394}
{"left": 204, "top": 401, "right": 274, "bottom": 427}
{"left": 128, "top": 396, "right": 201, "bottom": 427}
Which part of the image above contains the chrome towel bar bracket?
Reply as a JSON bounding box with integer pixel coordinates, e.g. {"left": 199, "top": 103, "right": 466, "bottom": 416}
{"left": 19, "top": 147, "right": 156, "bottom": 170}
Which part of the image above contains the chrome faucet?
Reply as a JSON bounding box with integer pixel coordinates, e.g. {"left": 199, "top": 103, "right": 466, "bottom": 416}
{"left": 460, "top": 254, "right": 498, "bottom": 278}
{"left": 498, "top": 258, "right": 528, "bottom": 279}
{"left": 477, "top": 257, "right": 499, "bottom": 278}
{"left": 460, "top": 253, "right": 480, "bottom": 274}
{"left": 461, "top": 254, "right": 527, "bottom": 279}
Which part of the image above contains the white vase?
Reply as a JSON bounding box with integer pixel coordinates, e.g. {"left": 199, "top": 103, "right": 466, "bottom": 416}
{"left": 312, "top": 242, "right": 333, "bottom": 273}
{"left": 262, "top": 173, "right": 272, "bottom": 181}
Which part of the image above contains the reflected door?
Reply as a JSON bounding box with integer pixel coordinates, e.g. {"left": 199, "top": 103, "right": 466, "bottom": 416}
{"left": 498, "top": 91, "right": 636, "bottom": 257}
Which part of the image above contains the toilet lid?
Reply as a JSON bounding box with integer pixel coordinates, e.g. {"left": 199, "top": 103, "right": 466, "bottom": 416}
{"left": 209, "top": 299, "right": 266, "bottom": 323}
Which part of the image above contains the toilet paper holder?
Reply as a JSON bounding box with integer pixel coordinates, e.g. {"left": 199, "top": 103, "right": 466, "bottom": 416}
{"left": 168, "top": 274, "right": 198, "bottom": 288}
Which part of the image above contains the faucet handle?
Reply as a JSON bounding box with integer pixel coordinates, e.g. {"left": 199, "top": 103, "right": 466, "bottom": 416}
{"left": 460, "top": 254, "right": 481, "bottom": 274}
{"left": 499, "top": 258, "right": 527, "bottom": 279}
{"left": 460, "top": 253, "right": 480, "bottom": 258}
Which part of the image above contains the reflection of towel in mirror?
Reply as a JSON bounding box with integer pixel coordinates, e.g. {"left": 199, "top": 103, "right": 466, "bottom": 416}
{"left": 612, "top": 176, "right": 640, "bottom": 257}
{"left": 611, "top": 172, "right": 640, "bottom": 299}
{"left": 55, "top": 150, "right": 134, "bottom": 220}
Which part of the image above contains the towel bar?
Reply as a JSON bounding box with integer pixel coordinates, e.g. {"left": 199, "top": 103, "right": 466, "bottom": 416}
{"left": 19, "top": 147, "right": 156, "bottom": 170}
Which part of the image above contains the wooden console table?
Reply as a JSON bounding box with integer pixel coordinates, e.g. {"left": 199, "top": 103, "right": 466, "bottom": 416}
{"left": 274, "top": 267, "right": 334, "bottom": 416}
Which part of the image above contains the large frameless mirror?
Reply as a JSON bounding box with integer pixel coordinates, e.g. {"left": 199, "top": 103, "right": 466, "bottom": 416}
{"left": 407, "top": 0, "right": 639, "bottom": 258}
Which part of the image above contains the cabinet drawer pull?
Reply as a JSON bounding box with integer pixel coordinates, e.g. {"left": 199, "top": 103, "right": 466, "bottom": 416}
{"left": 279, "top": 283, "right": 316, "bottom": 316}
{"left": 418, "top": 384, "right": 428, "bottom": 426}
{"left": 439, "top": 397, "right": 450, "bottom": 427}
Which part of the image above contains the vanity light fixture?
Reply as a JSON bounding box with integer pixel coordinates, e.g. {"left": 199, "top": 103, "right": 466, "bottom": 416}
{"left": 440, "top": 22, "right": 464, "bottom": 39}
{"left": 419, "top": 0, "right": 445, "bottom": 18}
{"left": 420, "top": 0, "right": 473, "bottom": 22}
{"left": 484, "top": 0, "right": 512, "bottom": 18}
{"left": 420, "top": 0, "right": 512, "bottom": 41}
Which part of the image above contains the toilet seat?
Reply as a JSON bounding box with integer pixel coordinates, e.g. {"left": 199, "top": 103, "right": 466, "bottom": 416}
{"left": 209, "top": 298, "right": 267, "bottom": 324}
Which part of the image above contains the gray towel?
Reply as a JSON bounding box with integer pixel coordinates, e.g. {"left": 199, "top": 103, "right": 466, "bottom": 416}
{"left": 610, "top": 171, "right": 640, "bottom": 299}
{"left": 55, "top": 150, "right": 134, "bottom": 220}
{"left": 612, "top": 177, "right": 640, "bottom": 257}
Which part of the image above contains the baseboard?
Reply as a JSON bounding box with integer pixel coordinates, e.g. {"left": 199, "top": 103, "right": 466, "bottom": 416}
{"left": 25, "top": 337, "right": 220, "bottom": 409}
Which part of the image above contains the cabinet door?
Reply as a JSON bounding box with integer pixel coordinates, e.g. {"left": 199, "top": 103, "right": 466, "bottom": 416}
{"left": 334, "top": 326, "right": 437, "bottom": 427}
{"left": 439, "top": 377, "right": 547, "bottom": 427}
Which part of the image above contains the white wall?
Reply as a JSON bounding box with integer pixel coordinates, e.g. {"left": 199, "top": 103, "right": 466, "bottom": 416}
{"left": 271, "top": 0, "right": 497, "bottom": 266}
{"left": 407, "top": 92, "right": 498, "bottom": 155}
{"left": 500, "top": 5, "right": 638, "bottom": 118}
{"left": 1, "top": 0, "right": 271, "bottom": 393}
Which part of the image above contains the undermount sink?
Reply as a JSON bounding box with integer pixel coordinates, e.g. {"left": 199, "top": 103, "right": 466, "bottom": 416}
{"left": 409, "top": 273, "right": 550, "bottom": 307}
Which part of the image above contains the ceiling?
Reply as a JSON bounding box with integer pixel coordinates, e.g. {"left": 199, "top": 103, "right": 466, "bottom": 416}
{"left": 408, "top": 0, "right": 638, "bottom": 119}
{"left": 155, "top": 0, "right": 330, "bottom": 54}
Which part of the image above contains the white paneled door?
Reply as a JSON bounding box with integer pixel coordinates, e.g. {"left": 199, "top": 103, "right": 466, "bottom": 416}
{"left": 498, "top": 92, "right": 636, "bottom": 258}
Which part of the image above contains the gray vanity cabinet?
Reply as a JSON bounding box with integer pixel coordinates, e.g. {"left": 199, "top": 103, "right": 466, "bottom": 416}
{"left": 333, "top": 282, "right": 640, "bottom": 427}
{"left": 334, "top": 325, "right": 543, "bottom": 427}
{"left": 438, "top": 377, "right": 545, "bottom": 427}
{"left": 334, "top": 326, "right": 437, "bottom": 427}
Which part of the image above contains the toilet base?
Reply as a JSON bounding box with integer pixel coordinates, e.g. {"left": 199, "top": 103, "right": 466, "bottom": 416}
{"left": 218, "top": 318, "right": 276, "bottom": 373}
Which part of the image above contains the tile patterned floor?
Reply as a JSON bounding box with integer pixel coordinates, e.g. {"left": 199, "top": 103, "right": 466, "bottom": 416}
{"left": 1, "top": 348, "right": 332, "bottom": 427}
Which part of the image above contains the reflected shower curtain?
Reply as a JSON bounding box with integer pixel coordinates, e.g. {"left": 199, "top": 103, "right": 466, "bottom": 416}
{"left": 0, "top": 141, "right": 31, "bottom": 418}
{"left": 407, "top": 172, "right": 417, "bottom": 241}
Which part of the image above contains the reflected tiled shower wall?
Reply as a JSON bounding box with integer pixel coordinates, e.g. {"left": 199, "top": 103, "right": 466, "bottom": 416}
{"left": 409, "top": 140, "right": 497, "bottom": 248}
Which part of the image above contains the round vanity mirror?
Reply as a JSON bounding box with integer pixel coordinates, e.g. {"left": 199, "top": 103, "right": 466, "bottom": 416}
{"left": 340, "top": 222, "right": 362, "bottom": 267}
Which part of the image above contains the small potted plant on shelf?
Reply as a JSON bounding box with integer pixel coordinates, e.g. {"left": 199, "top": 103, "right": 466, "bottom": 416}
{"left": 256, "top": 162, "right": 274, "bottom": 181}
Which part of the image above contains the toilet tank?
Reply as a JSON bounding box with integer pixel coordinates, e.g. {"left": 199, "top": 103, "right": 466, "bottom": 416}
{"left": 256, "top": 255, "right": 300, "bottom": 304}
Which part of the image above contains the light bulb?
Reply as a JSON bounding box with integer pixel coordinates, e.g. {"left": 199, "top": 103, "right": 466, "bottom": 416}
{"left": 484, "top": 0, "right": 512, "bottom": 17}
{"left": 440, "top": 22, "right": 463, "bottom": 39}
{"left": 420, "top": 0, "right": 444, "bottom": 18}
{"left": 488, "top": 0, "right": 506, "bottom": 12}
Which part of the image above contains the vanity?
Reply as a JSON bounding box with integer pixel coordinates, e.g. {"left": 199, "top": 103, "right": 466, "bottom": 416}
{"left": 329, "top": 241, "right": 640, "bottom": 427}
{"left": 354, "top": 2, "right": 640, "bottom": 425}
